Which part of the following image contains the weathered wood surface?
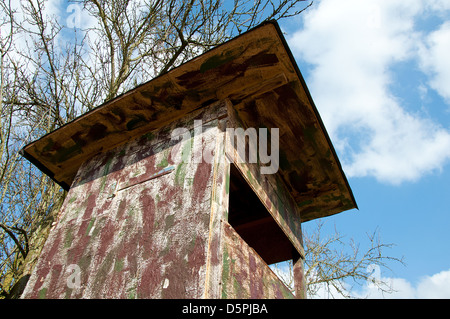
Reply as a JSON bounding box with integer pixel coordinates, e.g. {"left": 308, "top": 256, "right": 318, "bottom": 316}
{"left": 225, "top": 102, "right": 304, "bottom": 257}
{"left": 203, "top": 116, "right": 229, "bottom": 299}
{"left": 293, "top": 255, "right": 306, "bottom": 299}
{"left": 21, "top": 102, "right": 226, "bottom": 299}
{"left": 230, "top": 82, "right": 356, "bottom": 221}
{"left": 221, "top": 222, "right": 294, "bottom": 299}
{"left": 21, "top": 21, "right": 356, "bottom": 222}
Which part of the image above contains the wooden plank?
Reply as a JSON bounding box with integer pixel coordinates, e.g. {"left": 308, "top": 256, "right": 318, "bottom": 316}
{"left": 232, "top": 216, "right": 296, "bottom": 265}
{"left": 293, "top": 254, "right": 306, "bottom": 299}
{"left": 203, "top": 104, "right": 230, "bottom": 298}
{"left": 221, "top": 222, "right": 294, "bottom": 299}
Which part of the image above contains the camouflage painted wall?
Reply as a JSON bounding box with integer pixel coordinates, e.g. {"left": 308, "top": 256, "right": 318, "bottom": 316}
{"left": 21, "top": 99, "right": 303, "bottom": 299}
{"left": 21, "top": 101, "right": 226, "bottom": 298}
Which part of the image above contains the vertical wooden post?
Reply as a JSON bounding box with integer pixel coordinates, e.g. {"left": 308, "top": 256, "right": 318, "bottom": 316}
{"left": 203, "top": 115, "right": 229, "bottom": 299}
{"left": 293, "top": 250, "right": 306, "bottom": 299}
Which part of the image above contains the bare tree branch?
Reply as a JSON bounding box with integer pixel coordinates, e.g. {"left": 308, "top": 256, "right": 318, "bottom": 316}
{"left": 273, "top": 220, "right": 405, "bottom": 298}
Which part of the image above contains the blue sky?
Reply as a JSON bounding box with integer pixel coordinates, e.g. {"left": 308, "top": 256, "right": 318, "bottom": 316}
{"left": 280, "top": 0, "right": 450, "bottom": 298}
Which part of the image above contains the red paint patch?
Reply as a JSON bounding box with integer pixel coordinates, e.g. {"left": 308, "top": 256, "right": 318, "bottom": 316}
{"left": 115, "top": 198, "right": 127, "bottom": 221}
{"left": 96, "top": 218, "right": 117, "bottom": 260}
{"left": 138, "top": 260, "right": 162, "bottom": 298}
{"left": 192, "top": 161, "right": 212, "bottom": 204}
{"left": 44, "top": 229, "right": 64, "bottom": 262}
{"left": 81, "top": 193, "right": 97, "bottom": 221}
{"left": 265, "top": 197, "right": 272, "bottom": 210}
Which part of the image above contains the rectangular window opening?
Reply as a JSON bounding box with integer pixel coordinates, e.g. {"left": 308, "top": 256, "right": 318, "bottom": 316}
{"left": 228, "top": 164, "right": 297, "bottom": 266}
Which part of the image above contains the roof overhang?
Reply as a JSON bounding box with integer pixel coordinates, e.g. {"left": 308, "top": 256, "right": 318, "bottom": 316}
{"left": 21, "top": 21, "right": 357, "bottom": 222}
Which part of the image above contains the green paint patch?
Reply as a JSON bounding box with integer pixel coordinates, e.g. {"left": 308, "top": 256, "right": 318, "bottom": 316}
{"left": 233, "top": 277, "right": 242, "bottom": 297}
{"left": 157, "top": 150, "right": 170, "bottom": 168}
{"left": 175, "top": 162, "right": 187, "bottom": 186}
{"left": 64, "top": 288, "right": 72, "bottom": 299}
{"left": 225, "top": 171, "right": 230, "bottom": 194}
{"left": 132, "top": 169, "right": 143, "bottom": 177}
{"left": 181, "top": 138, "right": 193, "bottom": 161}
{"left": 42, "top": 138, "right": 55, "bottom": 153}
{"left": 200, "top": 51, "right": 235, "bottom": 73}
{"left": 56, "top": 143, "right": 83, "bottom": 163}
{"left": 78, "top": 254, "right": 92, "bottom": 271}
{"left": 127, "top": 288, "right": 136, "bottom": 299}
{"left": 157, "top": 157, "right": 168, "bottom": 169}
{"left": 322, "top": 193, "right": 342, "bottom": 204}
{"left": 126, "top": 114, "right": 147, "bottom": 131}
{"left": 164, "top": 214, "right": 175, "bottom": 231}
{"left": 86, "top": 218, "right": 96, "bottom": 236}
{"left": 175, "top": 139, "right": 192, "bottom": 186}
{"left": 297, "top": 199, "right": 313, "bottom": 208}
{"left": 221, "top": 248, "right": 230, "bottom": 299}
{"left": 246, "top": 170, "right": 254, "bottom": 185}
{"left": 68, "top": 196, "right": 77, "bottom": 204}
{"left": 100, "top": 156, "right": 114, "bottom": 193}
{"left": 143, "top": 131, "right": 155, "bottom": 141}
{"left": 185, "top": 177, "right": 194, "bottom": 187}
{"left": 342, "top": 197, "right": 354, "bottom": 209}
{"left": 114, "top": 258, "right": 124, "bottom": 272}
{"left": 38, "top": 287, "right": 48, "bottom": 299}
{"left": 64, "top": 229, "right": 74, "bottom": 248}
{"left": 279, "top": 282, "right": 295, "bottom": 299}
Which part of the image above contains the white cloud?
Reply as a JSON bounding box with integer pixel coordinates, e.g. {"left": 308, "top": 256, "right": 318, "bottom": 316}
{"left": 418, "top": 21, "right": 450, "bottom": 103}
{"left": 305, "top": 268, "right": 450, "bottom": 299}
{"left": 425, "top": 1, "right": 450, "bottom": 12}
{"left": 353, "top": 276, "right": 415, "bottom": 299}
{"left": 354, "top": 269, "right": 450, "bottom": 299}
{"left": 288, "top": 0, "right": 450, "bottom": 184}
{"left": 416, "top": 269, "right": 450, "bottom": 298}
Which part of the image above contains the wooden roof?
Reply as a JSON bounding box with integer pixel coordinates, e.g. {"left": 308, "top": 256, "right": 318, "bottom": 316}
{"left": 20, "top": 20, "right": 357, "bottom": 222}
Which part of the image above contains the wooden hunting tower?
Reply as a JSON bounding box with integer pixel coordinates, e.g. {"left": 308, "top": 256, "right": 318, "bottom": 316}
{"left": 20, "top": 21, "right": 356, "bottom": 299}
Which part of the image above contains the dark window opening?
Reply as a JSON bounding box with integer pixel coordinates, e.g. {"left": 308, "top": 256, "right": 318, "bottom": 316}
{"left": 228, "top": 164, "right": 297, "bottom": 265}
